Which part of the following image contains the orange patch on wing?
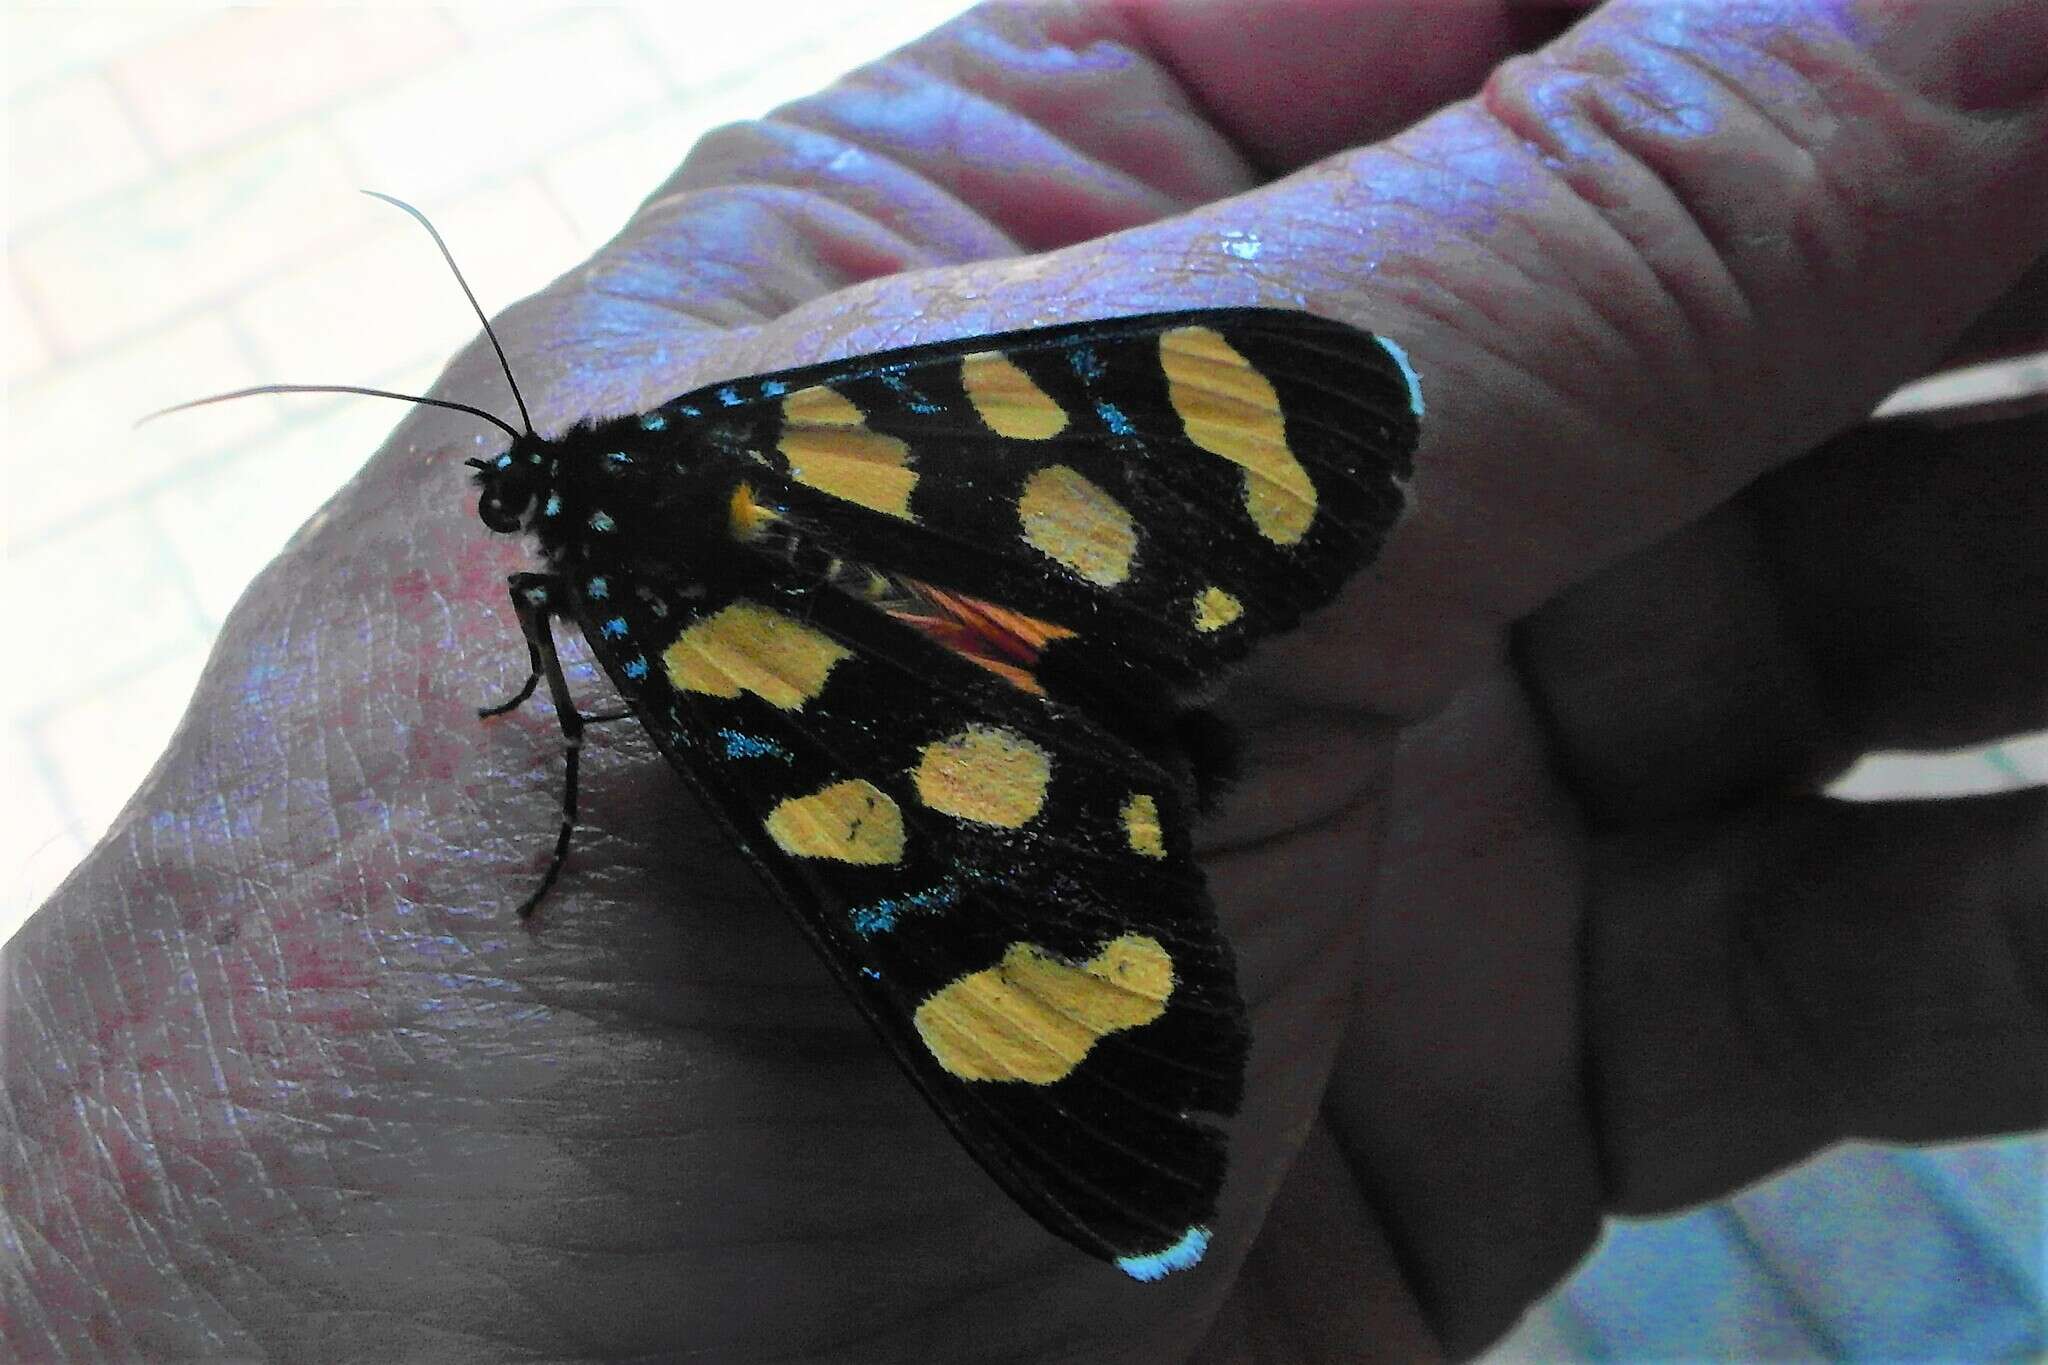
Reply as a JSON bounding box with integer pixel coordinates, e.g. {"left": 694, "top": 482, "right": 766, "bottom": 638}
{"left": 728, "top": 480, "right": 778, "bottom": 541}
{"left": 887, "top": 579, "right": 1075, "bottom": 695}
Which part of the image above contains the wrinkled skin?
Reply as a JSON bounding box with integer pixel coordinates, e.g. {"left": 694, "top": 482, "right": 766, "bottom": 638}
{"left": 6, "top": 1, "right": 2045, "bottom": 1360}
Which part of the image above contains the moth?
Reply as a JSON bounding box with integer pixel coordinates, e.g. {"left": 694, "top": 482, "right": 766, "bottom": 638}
{"left": 160, "top": 194, "right": 1424, "bottom": 1281}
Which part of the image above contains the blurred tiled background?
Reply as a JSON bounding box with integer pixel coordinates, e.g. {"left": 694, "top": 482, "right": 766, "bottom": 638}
{"left": 4, "top": 6, "right": 2042, "bottom": 1356}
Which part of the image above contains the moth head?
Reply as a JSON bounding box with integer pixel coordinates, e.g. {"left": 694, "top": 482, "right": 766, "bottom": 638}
{"left": 467, "top": 440, "right": 552, "bottom": 533}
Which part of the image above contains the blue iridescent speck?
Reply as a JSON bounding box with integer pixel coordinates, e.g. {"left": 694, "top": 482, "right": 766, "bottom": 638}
{"left": 543, "top": 493, "right": 561, "bottom": 517}
{"left": 760, "top": 379, "right": 787, "bottom": 397}
{"left": 717, "top": 386, "right": 742, "bottom": 407}
{"left": 622, "top": 657, "right": 648, "bottom": 680}
{"left": 600, "top": 617, "right": 628, "bottom": 639}
{"left": 589, "top": 511, "right": 615, "bottom": 532}
{"left": 1116, "top": 1225, "right": 1210, "bottom": 1282}
{"left": 879, "top": 368, "right": 941, "bottom": 413}
{"left": 1068, "top": 345, "right": 1106, "bottom": 382}
{"left": 1095, "top": 400, "right": 1134, "bottom": 436}
{"left": 586, "top": 577, "right": 609, "bottom": 599}
{"left": 848, "top": 882, "right": 960, "bottom": 937}
{"left": 639, "top": 412, "right": 667, "bottom": 431}
{"left": 1377, "top": 336, "right": 1425, "bottom": 419}
{"left": 718, "top": 729, "right": 792, "bottom": 761}
{"left": 607, "top": 451, "right": 632, "bottom": 465}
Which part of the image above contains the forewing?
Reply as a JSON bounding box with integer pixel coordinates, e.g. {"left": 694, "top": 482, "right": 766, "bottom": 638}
{"left": 659, "top": 307, "right": 1421, "bottom": 698}
{"left": 565, "top": 571, "right": 1245, "bottom": 1276}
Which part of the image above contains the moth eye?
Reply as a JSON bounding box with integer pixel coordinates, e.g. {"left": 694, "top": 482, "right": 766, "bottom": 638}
{"left": 478, "top": 490, "right": 531, "bottom": 534}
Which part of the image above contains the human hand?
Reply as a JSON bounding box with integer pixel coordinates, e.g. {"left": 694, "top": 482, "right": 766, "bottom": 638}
{"left": 7, "top": 1, "right": 2044, "bottom": 1359}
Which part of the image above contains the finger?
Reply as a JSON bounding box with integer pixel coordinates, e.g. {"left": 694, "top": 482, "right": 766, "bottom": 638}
{"left": 667, "top": 0, "right": 1589, "bottom": 269}
{"left": 1756, "top": 410, "right": 2048, "bottom": 749}
{"left": 1321, "top": 668, "right": 1604, "bottom": 1357}
{"left": 1517, "top": 410, "right": 2048, "bottom": 822}
{"left": 1513, "top": 499, "right": 1837, "bottom": 824}
{"left": 732, "top": 0, "right": 2048, "bottom": 723}
{"left": 442, "top": 0, "right": 1601, "bottom": 429}
{"left": 421, "top": 0, "right": 1338, "bottom": 430}
{"left": 673, "top": 3, "right": 1257, "bottom": 256}
{"left": 1944, "top": 251, "right": 2048, "bottom": 366}
{"left": 1122, "top": 0, "right": 1588, "bottom": 169}
{"left": 1588, "top": 789, "right": 2048, "bottom": 1214}
{"left": 1192, "top": 1119, "right": 1444, "bottom": 1364}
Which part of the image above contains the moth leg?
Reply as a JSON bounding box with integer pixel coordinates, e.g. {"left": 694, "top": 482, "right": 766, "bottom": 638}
{"left": 483, "top": 572, "right": 592, "bottom": 918}
{"left": 478, "top": 572, "right": 556, "bottom": 718}
{"left": 480, "top": 576, "right": 634, "bottom": 725}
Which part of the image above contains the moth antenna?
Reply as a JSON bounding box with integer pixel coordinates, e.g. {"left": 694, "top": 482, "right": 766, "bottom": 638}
{"left": 139, "top": 383, "right": 524, "bottom": 442}
{"left": 362, "top": 190, "right": 535, "bottom": 437}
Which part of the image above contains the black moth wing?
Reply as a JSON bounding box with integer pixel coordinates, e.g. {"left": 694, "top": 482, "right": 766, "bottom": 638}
{"left": 653, "top": 307, "right": 1420, "bottom": 703}
{"left": 561, "top": 568, "right": 1245, "bottom": 1273}
{"left": 520, "top": 306, "right": 1421, "bottom": 1277}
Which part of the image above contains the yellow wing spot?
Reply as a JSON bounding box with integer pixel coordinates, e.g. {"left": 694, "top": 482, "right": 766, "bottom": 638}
{"left": 1017, "top": 464, "right": 1136, "bottom": 587}
{"left": 1192, "top": 585, "right": 1244, "bottom": 633}
{"left": 914, "top": 934, "right": 1175, "bottom": 1084}
{"left": 764, "top": 778, "right": 905, "bottom": 865}
{"left": 1160, "top": 325, "right": 1316, "bottom": 545}
{"left": 727, "top": 480, "right": 777, "bottom": 542}
{"left": 778, "top": 383, "right": 918, "bottom": 520}
{"left": 1122, "top": 793, "right": 1167, "bottom": 859}
{"left": 662, "top": 601, "right": 850, "bottom": 710}
{"left": 961, "top": 350, "right": 1068, "bottom": 440}
{"left": 914, "top": 725, "right": 1051, "bottom": 829}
